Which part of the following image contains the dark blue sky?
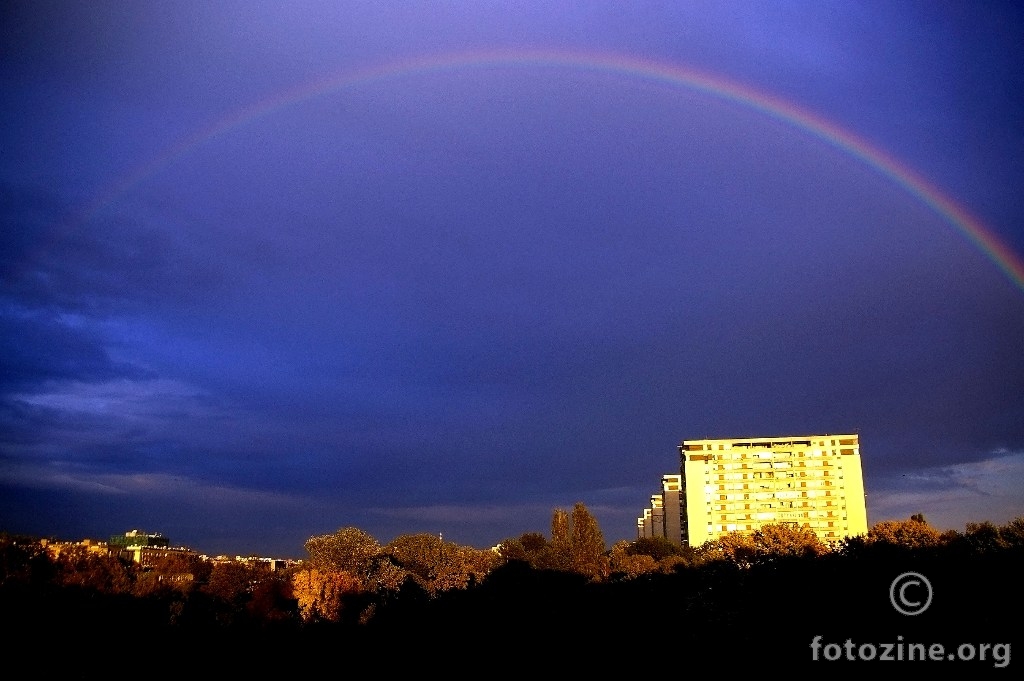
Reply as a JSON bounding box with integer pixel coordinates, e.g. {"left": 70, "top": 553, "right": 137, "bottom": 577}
{"left": 2, "top": 2, "right": 1023, "bottom": 558}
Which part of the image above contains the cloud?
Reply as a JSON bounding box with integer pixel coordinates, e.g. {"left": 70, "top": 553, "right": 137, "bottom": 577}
{"left": 0, "top": 307, "right": 150, "bottom": 391}
{"left": 868, "top": 450, "right": 1024, "bottom": 530}
{"left": 370, "top": 503, "right": 555, "bottom": 525}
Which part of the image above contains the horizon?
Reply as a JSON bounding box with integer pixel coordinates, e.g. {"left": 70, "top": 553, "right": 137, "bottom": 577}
{"left": 9, "top": 473, "right": 1022, "bottom": 561}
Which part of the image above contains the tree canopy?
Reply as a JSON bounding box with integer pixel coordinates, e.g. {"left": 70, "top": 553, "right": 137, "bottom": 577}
{"left": 304, "top": 527, "right": 381, "bottom": 580}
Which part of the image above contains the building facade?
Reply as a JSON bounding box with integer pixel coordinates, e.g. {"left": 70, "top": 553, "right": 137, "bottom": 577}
{"left": 108, "top": 529, "right": 170, "bottom": 550}
{"left": 639, "top": 434, "right": 868, "bottom": 547}
{"left": 637, "top": 474, "right": 683, "bottom": 547}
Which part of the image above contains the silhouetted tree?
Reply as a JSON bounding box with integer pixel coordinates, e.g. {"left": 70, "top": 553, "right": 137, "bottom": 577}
{"left": 962, "top": 521, "right": 1008, "bottom": 554}
{"left": 247, "top": 573, "right": 299, "bottom": 626}
{"left": 628, "top": 536, "right": 683, "bottom": 561}
{"left": 609, "top": 540, "right": 657, "bottom": 579}
{"left": 520, "top": 532, "right": 547, "bottom": 554}
{"left": 496, "top": 536, "right": 528, "bottom": 563}
{"left": 497, "top": 532, "right": 549, "bottom": 568}
{"left": 203, "top": 560, "right": 257, "bottom": 606}
{"left": 54, "top": 546, "right": 135, "bottom": 594}
{"left": 999, "top": 516, "right": 1024, "bottom": 548}
{"left": 0, "top": 534, "right": 56, "bottom": 585}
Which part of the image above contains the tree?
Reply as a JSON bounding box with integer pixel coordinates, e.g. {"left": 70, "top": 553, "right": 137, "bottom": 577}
{"left": 551, "top": 508, "right": 570, "bottom": 548}
{"left": 696, "top": 524, "right": 826, "bottom": 567}
{"left": 497, "top": 532, "right": 549, "bottom": 568}
{"left": 384, "top": 533, "right": 499, "bottom": 595}
{"left": 130, "top": 551, "right": 207, "bottom": 596}
{"left": 0, "top": 534, "right": 56, "bottom": 585}
{"left": 609, "top": 540, "right": 658, "bottom": 579}
{"left": 372, "top": 557, "right": 411, "bottom": 594}
{"left": 543, "top": 508, "right": 574, "bottom": 572}
{"left": 750, "top": 523, "right": 828, "bottom": 560}
{"left": 247, "top": 573, "right": 298, "bottom": 625}
{"left": 865, "top": 515, "right": 942, "bottom": 550}
{"left": 539, "top": 503, "right": 607, "bottom": 578}
{"left": 203, "top": 560, "right": 257, "bottom": 606}
{"left": 54, "top": 546, "right": 134, "bottom": 594}
{"left": 384, "top": 533, "right": 444, "bottom": 593}
{"left": 291, "top": 567, "right": 362, "bottom": 623}
{"left": 520, "top": 532, "right": 547, "bottom": 554}
{"left": 496, "top": 536, "right": 528, "bottom": 564}
{"left": 700, "top": 532, "right": 756, "bottom": 567}
{"left": 570, "top": 502, "right": 606, "bottom": 579}
{"left": 304, "top": 527, "right": 381, "bottom": 583}
{"left": 999, "top": 516, "right": 1024, "bottom": 548}
{"left": 628, "top": 536, "right": 683, "bottom": 561}
{"left": 958, "top": 520, "right": 1009, "bottom": 554}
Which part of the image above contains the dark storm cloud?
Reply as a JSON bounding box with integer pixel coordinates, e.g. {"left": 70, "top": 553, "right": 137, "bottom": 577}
{"left": 1, "top": 2, "right": 1022, "bottom": 556}
{"left": 0, "top": 184, "right": 232, "bottom": 315}
{"left": 0, "top": 307, "right": 148, "bottom": 390}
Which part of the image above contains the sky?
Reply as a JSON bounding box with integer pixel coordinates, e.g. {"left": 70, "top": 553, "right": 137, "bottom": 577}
{"left": 2, "top": 2, "right": 1023, "bottom": 559}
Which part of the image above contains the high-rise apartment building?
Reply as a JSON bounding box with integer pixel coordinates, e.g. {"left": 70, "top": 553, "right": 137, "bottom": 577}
{"left": 637, "top": 474, "right": 683, "bottom": 546}
{"left": 639, "top": 434, "right": 868, "bottom": 547}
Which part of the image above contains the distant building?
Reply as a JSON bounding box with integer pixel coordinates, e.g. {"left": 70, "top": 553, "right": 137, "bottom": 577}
{"left": 108, "top": 529, "right": 196, "bottom": 568}
{"left": 39, "top": 537, "right": 109, "bottom": 558}
{"left": 120, "top": 544, "right": 197, "bottom": 569}
{"left": 639, "top": 434, "right": 868, "bottom": 547}
{"left": 108, "top": 529, "right": 170, "bottom": 550}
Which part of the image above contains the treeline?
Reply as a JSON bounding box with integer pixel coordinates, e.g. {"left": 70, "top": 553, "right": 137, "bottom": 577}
{"left": 3, "top": 508, "right": 1023, "bottom": 670}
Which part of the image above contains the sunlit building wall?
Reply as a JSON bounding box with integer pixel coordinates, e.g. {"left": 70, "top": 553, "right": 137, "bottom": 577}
{"left": 653, "top": 494, "right": 666, "bottom": 539}
{"left": 40, "top": 538, "right": 110, "bottom": 558}
{"left": 661, "top": 474, "right": 682, "bottom": 546}
{"left": 636, "top": 474, "right": 684, "bottom": 547}
{"left": 678, "top": 434, "right": 868, "bottom": 547}
{"left": 122, "top": 545, "right": 196, "bottom": 568}
{"left": 638, "top": 508, "right": 653, "bottom": 539}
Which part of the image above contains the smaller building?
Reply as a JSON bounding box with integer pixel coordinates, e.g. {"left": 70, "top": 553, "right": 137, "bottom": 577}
{"left": 108, "top": 529, "right": 170, "bottom": 550}
{"left": 636, "top": 474, "right": 683, "bottom": 546}
{"left": 108, "top": 529, "right": 196, "bottom": 568}
{"left": 40, "top": 537, "right": 110, "bottom": 558}
{"left": 121, "top": 545, "right": 196, "bottom": 569}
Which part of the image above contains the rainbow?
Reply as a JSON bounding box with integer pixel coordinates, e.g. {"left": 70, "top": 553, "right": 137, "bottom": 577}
{"left": 49, "top": 48, "right": 1024, "bottom": 292}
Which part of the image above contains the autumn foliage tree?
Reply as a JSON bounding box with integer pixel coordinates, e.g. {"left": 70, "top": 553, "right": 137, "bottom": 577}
{"left": 296, "top": 527, "right": 384, "bottom": 623}
{"left": 699, "top": 523, "right": 829, "bottom": 567}
{"left": 750, "top": 523, "right": 828, "bottom": 560}
{"left": 864, "top": 514, "right": 942, "bottom": 549}
{"left": 521, "top": 502, "right": 608, "bottom": 579}
{"left": 291, "top": 568, "right": 363, "bottom": 623}
{"left": 304, "top": 527, "right": 381, "bottom": 584}
{"left": 53, "top": 546, "right": 134, "bottom": 594}
{"left": 608, "top": 540, "right": 658, "bottom": 579}
{"left": 570, "top": 502, "right": 606, "bottom": 579}
{"left": 546, "top": 507, "right": 573, "bottom": 571}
